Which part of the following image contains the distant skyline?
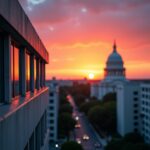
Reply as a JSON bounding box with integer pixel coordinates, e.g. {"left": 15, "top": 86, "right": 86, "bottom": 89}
{"left": 19, "top": 0, "right": 150, "bottom": 79}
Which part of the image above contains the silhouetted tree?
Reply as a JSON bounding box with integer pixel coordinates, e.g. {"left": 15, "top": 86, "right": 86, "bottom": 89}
{"left": 61, "top": 141, "right": 84, "bottom": 150}
{"left": 58, "top": 113, "right": 76, "bottom": 140}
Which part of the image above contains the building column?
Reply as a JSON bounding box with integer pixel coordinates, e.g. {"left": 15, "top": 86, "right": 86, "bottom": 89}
{"left": 30, "top": 54, "right": 34, "bottom": 92}
{"left": 40, "top": 60, "right": 43, "bottom": 88}
{"left": 19, "top": 47, "right": 26, "bottom": 96}
{"left": 4, "top": 34, "right": 12, "bottom": 103}
{"left": 36, "top": 58, "right": 40, "bottom": 90}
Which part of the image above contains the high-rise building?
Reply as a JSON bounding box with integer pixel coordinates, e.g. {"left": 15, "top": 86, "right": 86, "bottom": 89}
{"left": 0, "top": 0, "right": 49, "bottom": 149}
{"left": 140, "top": 83, "right": 150, "bottom": 143}
{"left": 46, "top": 78, "right": 59, "bottom": 142}
{"left": 117, "top": 82, "right": 150, "bottom": 144}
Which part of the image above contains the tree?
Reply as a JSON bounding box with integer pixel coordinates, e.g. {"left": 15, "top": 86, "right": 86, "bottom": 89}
{"left": 59, "top": 103, "right": 73, "bottom": 114}
{"left": 123, "top": 133, "right": 144, "bottom": 144}
{"left": 58, "top": 113, "right": 76, "bottom": 140}
{"left": 88, "top": 101, "right": 116, "bottom": 133}
{"left": 103, "top": 92, "right": 116, "bottom": 102}
{"left": 106, "top": 132, "right": 150, "bottom": 150}
{"left": 61, "top": 141, "right": 84, "bottom": 150}
{"left": 79, "top": 101, "right": 101, "bottom": 114}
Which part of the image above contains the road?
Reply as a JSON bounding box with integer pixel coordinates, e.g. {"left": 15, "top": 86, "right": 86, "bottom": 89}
{"left": 67, "top": 95, "right": 105, "bottom": 150}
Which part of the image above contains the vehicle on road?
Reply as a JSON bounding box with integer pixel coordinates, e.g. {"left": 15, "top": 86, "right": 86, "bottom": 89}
{"left": 82, "top": 134, "right": 90, "bottom": 140}
{"left": 75, "top": 116, "right": 79, "bottom": 121}
{"left": 94, "top": 142, "right": 102, "bottom": 149}
{"left": 76, "top": 138, "right": 81, "bottom": 144}
{"left": 75, "top": 123, "right": 81, "bottom": 128}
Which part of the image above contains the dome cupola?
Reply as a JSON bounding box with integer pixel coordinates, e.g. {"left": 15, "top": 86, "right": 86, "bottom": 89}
{"left": 104, "top": 41, "right": 126, "bottom": 81}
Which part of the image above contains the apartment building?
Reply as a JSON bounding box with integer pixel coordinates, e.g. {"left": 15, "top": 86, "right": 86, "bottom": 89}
{"left": 46, "top": 78, "right": 59, "bottom": 142}
{"left": 140, "top": 84, "right": 150, "bottom": 143}
{"left": 0, "top": 0, "right": 49, "bottom": 150}
{"left": 117, "top": 81, "right": 150, "bottom": 144}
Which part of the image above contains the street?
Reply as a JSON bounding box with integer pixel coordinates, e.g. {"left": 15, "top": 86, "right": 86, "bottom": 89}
{"left": 67, "top": 95, "right": 106, "bottom": 150}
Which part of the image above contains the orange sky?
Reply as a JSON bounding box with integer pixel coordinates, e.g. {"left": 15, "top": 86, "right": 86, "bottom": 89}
{"left": 19, "top": 0, "right": 150, "bottom": 80}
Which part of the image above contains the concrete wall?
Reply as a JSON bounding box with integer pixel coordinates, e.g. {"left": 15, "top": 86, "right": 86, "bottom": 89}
{"left": 0, "top": 0, "right": 48, "bottom": 63}
{"left": 0, "top": 88, "right": 49, "bottom": 150}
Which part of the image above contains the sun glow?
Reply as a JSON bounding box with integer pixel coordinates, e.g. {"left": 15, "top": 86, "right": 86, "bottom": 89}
{"left": 88, "top": 73, "right": 95, "bottom": 79}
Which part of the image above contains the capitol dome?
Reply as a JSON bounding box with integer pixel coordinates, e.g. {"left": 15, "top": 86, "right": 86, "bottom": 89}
{"left": 104, "top": 42, "right": 126, "bottom": 81}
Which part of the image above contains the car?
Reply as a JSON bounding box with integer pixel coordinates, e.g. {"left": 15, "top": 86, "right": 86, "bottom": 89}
{"left": 94, "top": 142, "right": 102, "bottom": 148}
{"left": 76, "top": 138, "right": 81, "bottom": 144}
{"left": 75, "top": 123, "right": 81, "bottom": 128}
{"left": 82, "top": 134, "right": 90, "bottom": 140}
{"left": 75, "top": 116, "right": 79, "bottom": 121}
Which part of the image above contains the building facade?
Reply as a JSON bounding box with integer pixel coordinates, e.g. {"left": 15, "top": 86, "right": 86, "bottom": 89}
{"left": 117, "top": 82, "right": 150, "bottom": 144}
{"left": 46, "top": 78, "right": 59, "bottom": 142}
{"left": 0, "top": 0, "right": 49, "bottom": 150}
{"left": 140, "top": 84, "right": 150, "bottom": 143}
{"left": 117, "top": 82, "right": 141, "bottom": 136}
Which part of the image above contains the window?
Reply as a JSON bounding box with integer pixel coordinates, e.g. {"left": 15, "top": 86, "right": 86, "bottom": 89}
{"left": 26, "top": 53, "right": 30, "bottom": 92}
{"left": 134, "top": 98, "right": 138, "bottom": 101}
{"left": 50, "top": 127, "right": 54, "bottom": 130}
{"left": 134, "top": 104, "right": 138, "bottom": 108}
{"left": 50, "top": 92, "right": 54, "bottom": 97}
{"left": 50, "top": 120, "right": 54, "bottom": 124}
{"left": 11, "top": 43, "right": 19, "bottom": 97}
{"left": 50, "top": 133, "right": 54, "bottom": 137}
{"left": 133, "top": 91, "right": 138, "bottom": 95}
{"left": 50, "top": 113, "right": 54, "bottom": 117}
{"left": 34, "top": 58, "right": 37, "bottom": 89}
{"left": 49, "top": 99, "right": 54, "bottom": 103}
{"left": 0, "top": 33, "right": 4, "bottom": 102}
{"left": 49, "top": 106, "right": 54, "bottom": 110}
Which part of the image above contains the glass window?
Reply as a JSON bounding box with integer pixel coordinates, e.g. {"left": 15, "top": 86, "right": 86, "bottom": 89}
{"left": 0, "top": 34, "right": 4, "bottom": 102}
{"left": 34, "top": 58, "right": 37, "bottom": 89}
{"left": 11, "top": 43, "right": 19, "bottom": 97}
{"left": 26, "top": 53, "right": 30, "bottom": 92}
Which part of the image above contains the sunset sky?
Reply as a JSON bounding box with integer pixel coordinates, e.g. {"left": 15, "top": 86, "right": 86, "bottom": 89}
{"left": 19, "top": 0, "right": 150, "bottom": 80}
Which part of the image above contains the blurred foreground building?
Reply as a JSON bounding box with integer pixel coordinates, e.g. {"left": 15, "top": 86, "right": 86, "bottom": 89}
{"left": 0, "top": 0, "right": 49, "bottom": 150}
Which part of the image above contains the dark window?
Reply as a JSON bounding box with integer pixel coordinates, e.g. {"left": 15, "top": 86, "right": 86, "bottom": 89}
{"left": 133, "top": 91, "right": 138, "bottom": 95}
{"left": 0, "top": 34, "right": 4, "bottom": 102}
{"left": 134, "top": 122, "right": 138, "bottom": 126}
{"left": 134, "top": 110, "right": 138, "bottom": 114}
{"left": 50, "top": 120, "right": 54, "bottom": 124}
{"left": 134, "top": 128, "right": 138, "bottom": 132}
{"left": 134, "top": 98, "right": 138, "bottom": 101}
{"left": 50, "top": 92, "right": 54, "bottom": 97}
{"left": 49, "top": 106, "right": 54, "bottom": 110}
{"left": 49, "top": 99, "right": 54, "bottom": 103}
{"left": 50, "top": 133, "right": 54, "bottom": 137}
{"left": 134, "top": 104, "right": 138, "bottom": 108}
{"left": 50, "top": 127, "right": 54, "bottom": 130}
{"left": 34, "top": 58, "right": 37, "bottom": 89}
{"left": 134, "top": 116, "right": 138, "bottom": 120}
{"left": 50, "top": 113, "right": 54, "bottom": 117}
{"left": 11, "top": 43, "right": 19, "bottom": 97}
{"left": 26, "top": 53, "right": 30, "bottom": 92}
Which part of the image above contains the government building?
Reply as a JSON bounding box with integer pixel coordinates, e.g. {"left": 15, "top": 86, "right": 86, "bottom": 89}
{"left": 91, "top": 41, "right": 126, "bottom": 100}
{"left": 90, "top": 42, "right": 150, "bottom": 144}
{"left": 0, "top": 0, "right": 49, "bottom": 149}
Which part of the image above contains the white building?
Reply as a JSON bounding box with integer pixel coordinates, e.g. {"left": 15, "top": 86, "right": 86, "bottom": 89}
{"left": 140, "top": 83, "right": 150, "bottom": 143}
{"left": 91, "top": 42, "right": 126, "bottom": 100}
{"left": 117, "top": 82, "right": 141, "bottom": 136}
{"left": 117, "top": 82, "right": 150, "bottom": 144}
{"left": 0, "top": 0, "right": 49, "bottom": 150}
{"left": 46, "top": 78, "right": 59, "bottom": 142}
